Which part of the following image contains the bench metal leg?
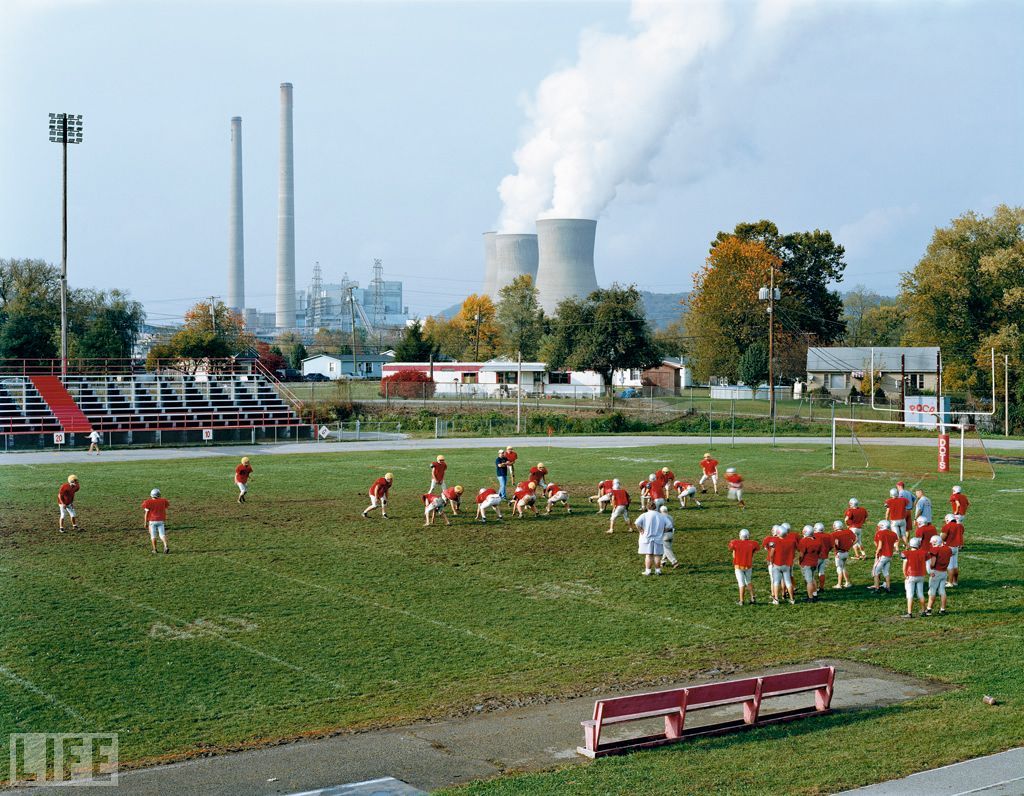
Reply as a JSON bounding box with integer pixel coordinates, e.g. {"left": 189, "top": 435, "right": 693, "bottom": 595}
{"left": 664, "top": 712, "right": 683, "bottom": 739}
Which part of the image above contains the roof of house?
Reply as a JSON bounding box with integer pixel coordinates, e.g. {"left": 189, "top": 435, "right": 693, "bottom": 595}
{"left": 302, "top": 353, "right": 395, "bottom": 364}
{"left": 806, "top": 346, "right": 940, "bottom": 373}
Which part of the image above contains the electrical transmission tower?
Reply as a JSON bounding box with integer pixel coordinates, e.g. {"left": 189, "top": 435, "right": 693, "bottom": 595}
{"left": 370, "top": 258, "right": 385, "bottom": 329}
{"left": 310, "top": 261, "right": 323, "bottom": 329}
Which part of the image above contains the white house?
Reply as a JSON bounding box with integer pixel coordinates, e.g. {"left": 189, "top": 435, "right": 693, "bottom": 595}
{"left": 302, "top": 353, "right": 394, "bottom": 380}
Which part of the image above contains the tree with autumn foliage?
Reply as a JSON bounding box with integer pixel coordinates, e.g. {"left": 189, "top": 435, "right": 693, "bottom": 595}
{"left": 684, "top": 237, "right": 781, "bottom": 383}
{"left": 146, "top": 299, "right": 254, "bottom": 372}
{"left": 424, "top": 295, "right": 503, "bottom": 360}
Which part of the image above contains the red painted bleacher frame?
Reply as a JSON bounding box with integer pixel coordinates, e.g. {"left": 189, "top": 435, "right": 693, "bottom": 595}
{"left": 578, "top": 665, "right": 835, "bottom": 758}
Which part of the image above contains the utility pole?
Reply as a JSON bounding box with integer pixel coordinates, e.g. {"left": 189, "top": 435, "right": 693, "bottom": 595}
{"left": 516, "top": 350, "right": 522, "bottom": 433}
{"left": 1006, "top": 354, "right": 1010, "bottom": 437}
{"left": 474, "top": 312, "right": 482, "bottom": 360}
{"left": 347, "top": 287, "right": 359, "bottom": 379}
{"left": 900, "top": 354, "right": 906, "bottom": 419}
{"left": 208, "top": 296, "right": 218, "bottom": 334}
{"left": 49, "top": 113, "right": 83, "bottom": 375}
{"left": 758, "top": 265, "right": 778, "bottom": 420}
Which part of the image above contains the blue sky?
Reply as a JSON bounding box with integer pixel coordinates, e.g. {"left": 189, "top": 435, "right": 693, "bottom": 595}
{"left": 2, "top": 0, "right": 1022, "bottom": 327}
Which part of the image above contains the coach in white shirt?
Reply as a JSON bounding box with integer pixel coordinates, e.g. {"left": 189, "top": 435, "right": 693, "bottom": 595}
{"left": 634, "top": 505, "right": 667, "bottom": 576}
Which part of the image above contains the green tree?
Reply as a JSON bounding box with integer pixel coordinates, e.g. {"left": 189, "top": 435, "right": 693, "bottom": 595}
{"left": 146, "top": 299, "right": 253, "bottom": 372}
{"left": 496, "top": 275, "right": 545, "bottom": 359}
{"left": 841, "top": 287, "right": 903, "bottom": 345}
{"left": 0, "top": 259, "right": 61, "bottom": 359}
{"left": 737, "top": 340, "right": 769, "bottom": 385}
{"left": 544, "top": 285, "right": 661, "bottom": 389}
{"left": 713, "top": 220, "right": 847, "bottom": 343}
{"left": 310, "top": 327, "right": 344, "bottom": 355}
{"left": 422, "top": 315, "right": 464, "bottom": 360}
{"left": 392, "top": 319, "right": 437, "bottom": 362}
{"left": 289, "top": 342, "right": 308, "bottom": 369}
{"left": 69, "top": 289, "right": 145, "bottom": 360}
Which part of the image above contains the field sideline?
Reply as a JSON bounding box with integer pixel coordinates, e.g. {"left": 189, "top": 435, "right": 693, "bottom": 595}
{"left": 1, "top": 442, "right": 1022, "bottom": 793}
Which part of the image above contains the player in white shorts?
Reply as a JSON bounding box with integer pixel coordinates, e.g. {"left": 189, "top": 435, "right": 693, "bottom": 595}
{"left": 658, "top": 506, "right": 679, "bottom": 568}
{"left": 674, "top": 480, "right": 701, "bottom": 508}
{"left": 422, "top": 492, "right": 450, "bottom": 527}
{"left": 589, "top": 480, "right": 615, "bottom": 512}
{"left": 544, "top": 483, "right": 571, "bottom": 514}
{"left": 607, "top": 480, "right": 631, "bottom": 534}
{"left": 475, "top": 488, "right": 504, "bottom": 521}
{"left": 142, "top": 488, "right": 170, "bottom": 554}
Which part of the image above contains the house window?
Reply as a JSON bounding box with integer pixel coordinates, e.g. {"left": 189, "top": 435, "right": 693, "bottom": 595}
{"left": 630, "top": 368, "right": 642, "bottom": 381}
{"left": 462, "top": 372, "right": 478, "bottom": 384}
{"left": 908, "top": 373, "right": 925, "bottom": 391}
{"left": 328, "top": 362, "right": 335, "bottom": 373}
{"left": 548, "top": 371, "right": 571, "bottom": 385}
{"left": 497, "top": 371, "right": 518, "bottom": 385}
{"left": 829, "top": 373, "right": 846, "bottom": 389}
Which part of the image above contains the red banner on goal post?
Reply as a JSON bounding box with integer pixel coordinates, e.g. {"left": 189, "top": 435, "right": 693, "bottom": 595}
{"left": 938, "top": 433, "right": 950, "bottom": 472}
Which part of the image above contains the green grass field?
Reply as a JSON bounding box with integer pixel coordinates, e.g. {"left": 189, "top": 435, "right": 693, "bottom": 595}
{"left": 1, "top": 442, "right": 1022, "bottom": 793}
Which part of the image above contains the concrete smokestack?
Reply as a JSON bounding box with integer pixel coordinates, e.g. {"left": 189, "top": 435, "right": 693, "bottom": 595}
{"left": 534, "top": 218, "right": 598, "bottom": 314}
{"left": 493, "top": 233, "right": 538, "bottom": 298}
{"left": 227, "top": 117, "right": 245, "bottom": 313}
{"left": 482, "top": 232, "right": 497, "bottom": 298}
{"left": 276, "top": 83, "right": 296, "bottom": 330}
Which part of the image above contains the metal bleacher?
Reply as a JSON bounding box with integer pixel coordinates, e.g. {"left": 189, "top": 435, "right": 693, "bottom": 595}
{"left": 0, "top": 359, "right": 309, "bottom": 447}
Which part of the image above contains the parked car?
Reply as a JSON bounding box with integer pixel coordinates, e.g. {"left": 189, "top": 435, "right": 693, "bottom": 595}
{"left": 275, "top": 368, "right": 303, "bottom": 382}
{"left": 304, "top": 373, "right": 330, "bottom": 382}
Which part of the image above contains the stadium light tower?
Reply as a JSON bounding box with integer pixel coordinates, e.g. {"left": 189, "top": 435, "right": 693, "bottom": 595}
{"left": 758, "top": 267, "right": 780, "bottom": 419}
{"left": 49, "top": 113, "right": 84, "bottom": 376}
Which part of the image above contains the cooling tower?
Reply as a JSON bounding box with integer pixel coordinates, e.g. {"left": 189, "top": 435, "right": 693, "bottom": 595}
{"left": 481, "top": 232, "right": 498, "bottom": 298}
{"left": 276, "top": 83, "right": 296, "bottom": 330}
{"left": 534, "top": 218, "right": 598, "bottom": 314}
{"left": 227, "top": 117, "right": 245, "bottom": 313}
{"left": 493, "top": 233, "right": 539, "bottom": 297}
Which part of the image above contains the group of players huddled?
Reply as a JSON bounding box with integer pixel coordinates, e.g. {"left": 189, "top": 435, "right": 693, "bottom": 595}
{"left": 728, "top": 481, "right": 969, "bottom": 617}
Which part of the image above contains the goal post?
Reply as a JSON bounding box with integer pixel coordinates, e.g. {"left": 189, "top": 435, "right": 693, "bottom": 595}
{"left": 831, "top": 416, "right": 994, "bottom": 481}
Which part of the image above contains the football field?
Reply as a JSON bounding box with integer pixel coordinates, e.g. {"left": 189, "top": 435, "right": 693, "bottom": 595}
{"left": 1, "top": 441, "right": 1022, "bottom": 794}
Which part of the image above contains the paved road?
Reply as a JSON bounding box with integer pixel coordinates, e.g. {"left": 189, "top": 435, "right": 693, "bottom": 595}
{"left": 2, "top": 435, "right": 1021, "bottom": 467}
{"left": 835, "top": 747, "right": 1024, "bottom": 794}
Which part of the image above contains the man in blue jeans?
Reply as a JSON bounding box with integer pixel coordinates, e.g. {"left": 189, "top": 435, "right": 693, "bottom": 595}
{"left": 495, "top": 449, "right": 509, "bottom": 499}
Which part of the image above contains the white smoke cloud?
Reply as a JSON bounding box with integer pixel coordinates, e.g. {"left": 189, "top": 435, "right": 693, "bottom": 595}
{"left": 496, "top": 0, "right": 814, "bottom": 233}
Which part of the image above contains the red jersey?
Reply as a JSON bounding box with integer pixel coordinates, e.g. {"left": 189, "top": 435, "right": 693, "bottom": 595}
{"left": 729, "top": 539, "right": 760, "bottom": 569}
{"left": 505, "top": 450, "right": 518, "bottom": 465}
{"left": 142, "top": 497, "right": 169, "bottom": 522}
{"left": 529, "top": 467, "right": 547, "bottom": 484}
{"left": 430, "top": 461, "right": 447, "bottom": 480}
{"left": 235, "top": 464, "right": 253, "bottom": 484}
{"left": 725, "top": 473, "right": 743, "bottom": 489}
{"left": 950, "top": 493, "right": 969, "bottom": 515}
{"left": 942, "top": 520, "right": 964, "bottom": 548}
{"left": 639, "top": 480, "right": 651, "bottom": 493}
{"left": 544, "top": 483, "right": 562, "bottom": 497}
{"left": 656, "top": 470, "right": 674, "bottom": 487}
{"left": 422, "top": 493, "right": 441, "bottom": 505}
{"left": 598, "top": 479, "right": 614, "bottom": 494}
{"left": 58, "top": 482, "right": 80, "bottom": 505}
{"left": 513, "top": 485, "right": 534, "bottom": 501}
{"left": 516, "top": 481, "right": 535, "bottom": 494}
{"left": 813, "top": 531, "right": 833, "bottom": 558}
{"left": 885, "top": 497, "right": 908, "bottom": 521}
{"left": 929, "top": 545, "right": 953, "bottom": 572}
{"left": 797, "top": 537, "right": 820, "bottom": 567}
{"left": 442, "top": 487, "right": 460, "bottom": 502}
{"left": 700, "top": 458, "right": 718, "bottom": 475}
{"left": 610, "top": 488, "right": 630, "bottom": 507}
{"left": 844, "top": 507, "right": 868, "bottom": 528}
{"left": 915, "top": 523, "right": 937, "bottom": 543}
{"left": 649, "top": 480, "right": 666, "bottom": 500}
{"left": 370, "top": 477, "right": 391, "bottom": 497}
{"left": 874, "top": 528, "right": 898, "bottom": 557}
{"left": 476, "top": 488, "right": 497, "bottom": 504}
{"left": 769, "top": 534, "right": 798, "bottom": 567}
{"left": 673, "top": 480, "right": 694, "bottom": 493}
{"left": 762, "top": 535, "right": 777, "bottom": 563}
{"left": 901, "top": 548, "right": 928, "bottom": 577}
{"left": 833, "top": 528, "right": 856, "bottom": 552}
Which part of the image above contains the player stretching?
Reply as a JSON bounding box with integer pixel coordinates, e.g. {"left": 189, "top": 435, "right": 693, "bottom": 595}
{"left": 589, "top": 479, "right": 615, "bottom": 512}
{"left": 428, "top": 455, "right": 447, "bottom": 493}
{"left": 698, "top": 453, "right": 719, "bottom": 495}
{"left": 234, "top": 457, "right": 252, "bottom": 504}
{"left": 442, "top": 485, "right": 464, "bottom": 516}
{"left": 844, "top": 498, "right": 868, "bottom": 559}
{"left": 729, "top": 529, "right": 760, "bottom": 605}
{"left": 544, "top": 482, "right": 571, "bottom": 514}
{"left": 607, "top": 480, "right": 631, "bottom": 534}
{"left": 941, "top": 513, "right": 965, "bottom": 587}
{"left": 674, "top": 479, "right": 701, "bottom": 508}
{"left": 422, "top": 492, "right": 451, "bottom": 527}
{"left": 900, "top": 538, "right": 928, "bottom": 618}
{"left": 362, "top": 473, "right": 393, "bottom": 519}
{"left": 142, "top": 488, "right": 170, "bottom": 554}
{"left": 869, "top": 520, "right": 898, "bottom": 592}
{"left": 724, "top": 468, "right": 745, "bottom": 509}
{"left": 638, "top": 477, "right": 652, "bottom": 510}
{"left": 475, "top": 487, "right": 504, "bottom": 522}
{"left": 648, "top": 474, "right": 667, "bottom": 510}
{"left": 58, "top": 474, "right": 81, "bottom": 532}
{"left": 831, "top": 520, "right": 856, "bottom": 589}
{"left": 512, "top": 481, "right": 538, "bottom": 518}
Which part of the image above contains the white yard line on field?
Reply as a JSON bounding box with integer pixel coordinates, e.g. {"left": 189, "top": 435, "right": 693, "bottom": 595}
{"left": 0, "top": 663, "right": 88, "bottom": 723}
{"left": 221, "top": 556, "right": 553, "bottom": 661}
{"left": 960, "top": 553, "right": 1017, "bottom": 566}
{"left": 968, "top": 535, "right": 1024, "bottom": 548}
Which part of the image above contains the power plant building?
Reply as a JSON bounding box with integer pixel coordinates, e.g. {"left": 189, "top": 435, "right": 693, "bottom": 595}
{"left": 534, "top": 218, "right": 599, "bottom": 314}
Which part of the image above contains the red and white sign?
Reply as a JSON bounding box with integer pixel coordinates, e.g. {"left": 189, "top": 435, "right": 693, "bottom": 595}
{"left": 202, "top": 429, "right": 213, "bottom": 441}
{"left": 53, "top": 432, "right": 65, "bottom": 445}
{"left": 938, "top": 433, "right": 950, "bottom": 472}
{"left": 904, "top": 395, "right": 949, "bottom": 430}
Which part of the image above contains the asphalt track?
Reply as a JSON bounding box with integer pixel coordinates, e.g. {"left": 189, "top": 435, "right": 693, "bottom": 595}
{"left": 1, "top": 434, "right": 1022, "bottom": 467}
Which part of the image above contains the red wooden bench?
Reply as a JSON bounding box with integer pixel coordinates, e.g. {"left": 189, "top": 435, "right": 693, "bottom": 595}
{"left": 578, "top": 665, "right": 835, "bottom": 758}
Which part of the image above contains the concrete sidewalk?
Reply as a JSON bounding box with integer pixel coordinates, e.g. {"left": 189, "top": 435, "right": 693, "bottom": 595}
{"left": 835, "top": 747, "right": 1024, "bottom": 794}
{"left": 3, "top": 660, "right": 941, "bottom": 795}
{"left": 2, "top": 434, "right": 1021, "bottom": 467}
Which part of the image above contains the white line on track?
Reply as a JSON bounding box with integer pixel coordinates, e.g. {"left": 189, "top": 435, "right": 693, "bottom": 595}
{"left": 74, "top": 579, "right": 346, "bottom": 690}
{"left": 222, "top": 556, "right": 552, "bottom": 661}
{"left": 0, "top": 663, "right": 87, "bottom": 723}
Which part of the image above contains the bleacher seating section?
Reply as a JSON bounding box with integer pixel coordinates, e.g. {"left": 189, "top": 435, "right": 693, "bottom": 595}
{"left": 0, "top": 371, "right": 301, "bottom": 437}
